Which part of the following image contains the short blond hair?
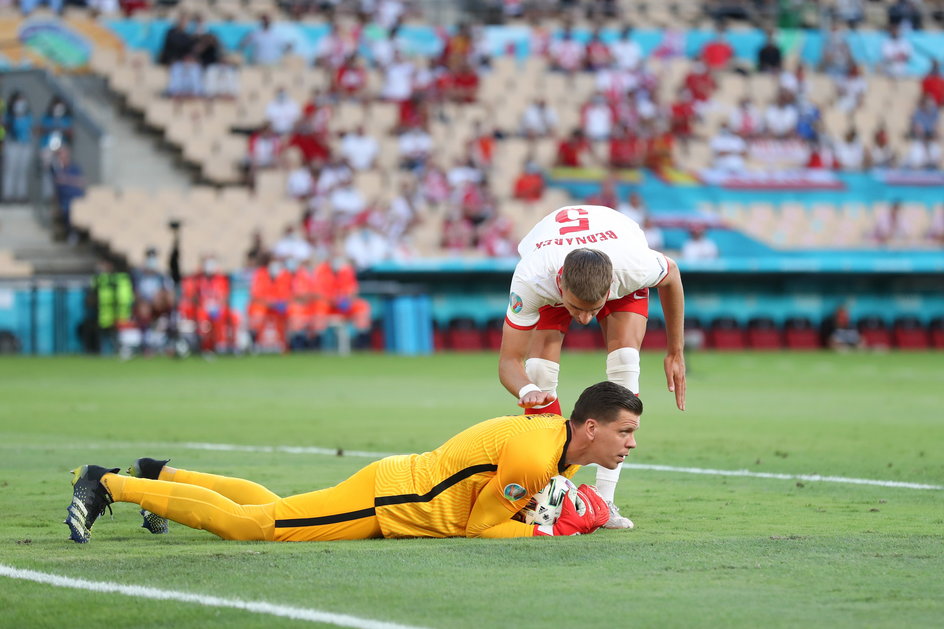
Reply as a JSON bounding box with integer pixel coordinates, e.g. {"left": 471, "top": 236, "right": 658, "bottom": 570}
{"left": 560, "top": 249, "right": 612, "bottom": 303}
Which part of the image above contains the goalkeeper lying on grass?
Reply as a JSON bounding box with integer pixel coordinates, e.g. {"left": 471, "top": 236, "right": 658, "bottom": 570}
{"left": 65, "top": 381, "right": 641, "bottom": 542}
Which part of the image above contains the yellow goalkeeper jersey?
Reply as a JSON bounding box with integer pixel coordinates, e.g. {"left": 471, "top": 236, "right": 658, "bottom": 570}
{"left": 373, "top": 413, "right": 578, "bottom": 539}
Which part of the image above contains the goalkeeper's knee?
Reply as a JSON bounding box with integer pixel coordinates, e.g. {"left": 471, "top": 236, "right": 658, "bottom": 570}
{"left": 606, "top": 347, "right": 640, "bottom": 394}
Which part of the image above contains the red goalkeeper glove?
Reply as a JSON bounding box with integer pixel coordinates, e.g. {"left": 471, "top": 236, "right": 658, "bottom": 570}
{"left": 533, "top": 484, "right": 610, "bottom": 536}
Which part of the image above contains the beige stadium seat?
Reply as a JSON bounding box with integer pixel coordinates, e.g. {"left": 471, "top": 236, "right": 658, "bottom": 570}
{"left": 0, "top": 250, "right": 32, "bottom": 277}
{"left": 901, "top": 202, "right": 932, "bottom": 245}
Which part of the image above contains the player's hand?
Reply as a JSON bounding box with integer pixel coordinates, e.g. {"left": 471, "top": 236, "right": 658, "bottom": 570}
{"left": 517, "top": 389, "right": 557, "bottom": 410}
{"left": 534, "top": 484, "right": 609, "bottom": 536}
{"left": 664, "top": 351, "right": 686, "bottom": 411}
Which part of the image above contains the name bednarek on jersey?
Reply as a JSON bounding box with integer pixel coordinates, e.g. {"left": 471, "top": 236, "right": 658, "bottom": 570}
{"left": 507, "top": 206, "right": 670, "bottom": 329}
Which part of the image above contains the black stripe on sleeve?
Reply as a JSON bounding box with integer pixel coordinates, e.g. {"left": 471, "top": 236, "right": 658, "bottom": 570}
{"left": 274, "top": 506, "right": 377, "bottom": 528}
{"left": 374, "top": 463, "right": 498, "bottom": 507}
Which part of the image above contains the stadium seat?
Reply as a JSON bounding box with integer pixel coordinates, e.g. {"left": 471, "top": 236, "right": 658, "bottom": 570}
{"left": 445, "top": 317, "right": 485, "bottom": 351}
{"left": 641, "top": 318, "right": 667, "bottom": 351}
{"left": 706, "top": 317, "right": 747, "bottom": 351}
{"left": 858, "top": 316, "right": 891, "bottom": 349}
{"left": 746, "top": 317, "right": 783, "bottom": 350}
{"left": 783, "top": 317, "right": 821, "bottom": 350}
{"left": 929, "top": 317, "right": 944, "bottom": 349}
{"left": 892, "top": 316, "right": 930, "bottom": 350}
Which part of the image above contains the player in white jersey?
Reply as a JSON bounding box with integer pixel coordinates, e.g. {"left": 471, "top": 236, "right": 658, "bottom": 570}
{"left": 499, "top": 205, "right": 687, "bottom": 529}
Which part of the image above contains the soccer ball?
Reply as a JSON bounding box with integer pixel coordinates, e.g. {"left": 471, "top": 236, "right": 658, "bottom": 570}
{"left": 513, "top": 475, "right": 579, "bottom": 526}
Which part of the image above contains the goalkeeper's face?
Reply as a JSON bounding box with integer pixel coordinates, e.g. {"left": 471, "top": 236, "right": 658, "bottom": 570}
{"left": 589, "top": 410, "right": 639, "bottom": 469}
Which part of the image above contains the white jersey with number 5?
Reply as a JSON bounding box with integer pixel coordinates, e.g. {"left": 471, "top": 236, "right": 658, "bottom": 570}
{"left": 505, "top": 205, "right": 669, "bottom": 329}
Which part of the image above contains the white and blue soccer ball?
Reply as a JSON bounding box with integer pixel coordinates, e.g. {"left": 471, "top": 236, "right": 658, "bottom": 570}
{"left": 514, "top": 475, "right": 580, "bottom": 526}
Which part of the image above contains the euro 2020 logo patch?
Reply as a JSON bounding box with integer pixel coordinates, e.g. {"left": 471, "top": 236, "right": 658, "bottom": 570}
{"left": 503, "top": 483, "right": 527, "bottom": 501}
{"left": 509, "top": 292, "right": 523, "bottom": 314}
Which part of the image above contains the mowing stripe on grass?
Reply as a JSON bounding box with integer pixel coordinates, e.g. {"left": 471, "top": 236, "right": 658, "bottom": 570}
{"left": 0, "top": 564, "right": 429, "bottom": 629}
{"left": 173, "top": 442, "right": 943, "bottom": 491}
{"left": 11, "top": 440, "right": 942, "bottom": 490}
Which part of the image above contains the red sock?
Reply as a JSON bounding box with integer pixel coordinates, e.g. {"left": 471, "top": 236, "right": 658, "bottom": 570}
{"left": 526, "top": 398, "right": 562, "bottom": 416}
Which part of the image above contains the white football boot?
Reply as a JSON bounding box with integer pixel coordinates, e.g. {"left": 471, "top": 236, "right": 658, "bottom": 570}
{"left": 602, "top": 500, "right": 635, "bottom": 529}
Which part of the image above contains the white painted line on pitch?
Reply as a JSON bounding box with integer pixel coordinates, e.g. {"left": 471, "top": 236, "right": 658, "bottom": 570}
{"left": 0, "top": 564, "right": 429, "bottom": 629}
{"left": 8, "top": 440, "right": 942, "bottom": 490}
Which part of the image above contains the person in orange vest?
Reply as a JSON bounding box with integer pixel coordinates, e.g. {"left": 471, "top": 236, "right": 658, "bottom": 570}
{"left": 248, "top": 253, "right": 293, "bottom": 351}
{"left": 286, "top": 256, "right": 321, "bottom": 351}
{"left": 311, "top": 254, "right": 371, "bottom": 347}
{"left": 179, "top": 255, "right": 240, "bottom": 354}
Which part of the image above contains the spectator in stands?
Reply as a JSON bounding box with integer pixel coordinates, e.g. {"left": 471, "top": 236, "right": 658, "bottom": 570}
{"left": 38, "top": 96, "right": 73, "bottom": 200}
{"left": 201, "top": 46, "right": 239, "bottom": 101}
{"left": 888, "top": 0, "right": 923, "bottom": 30}
{"left": 820, "top": 22, "right": 853, "bottom": 78}
{"left": 285, "top": 148, "right": 315, "bottom": 200}
{"left": 833, "top": 0, "right": 865, "bottom": 28}
{"left": 778, "top": 61, "right": 806, "bottom": 98}
{"left": 823, "top": 306, "right": 865, "bottom": 351}
{"left": 729, "top": 96, "right": 764, "bottom": 138}
{"left": 397, "top": 125, "right": 433, "bottom": 172}
{"left": 3, "top": 91, "right": 34, "bottom": 202}
{"left": 683, "top": 61, "right": 717, "bottom": 114}
{"left": 835, "top": 63, "right": 866, "bottom": 112}
{"left": 245, "top": 229, "right": 266, "bottom": 269}
{"left": 911, "top": 94, "right": 940, "bottom": 137}
{"left": 384, "top": 178, "right": 421, "bottom": 244}
{"left": 447, "top": 59, "right": 480, "bottom": 103}
{"left": 608, "top": 123, "right": 641, "bottom": 169}
{"left": 806, "top": 135, "right": 837, "bottom": 170}
{"left": 329, "top": 175, "right": 368, "bottom": 222}
{"left": 581, "top": 92, "right": 614, "bottom": 141}
{"left": 441, "top": 211, "right": 476, "bottom": 252}
{"left": 340, "top": 125, "right": 379, "bottom": 171}
{"left": 873, "top": 200, "right": 909, "bottom": 245}
{"left": 700, "top": 26, "right": 734, "bottom": 72}
{"left": 756, "top": 29, "right": 782, "bottom": 73}
{"left": 669, "top": 87, "right": 698, "bottom": 149}
{"left": 288, "top": 114, "right": 331, "bottom": 167}
{"left": 556, "top": 128, "right": 594, "bottom": 168}
{"left": 709, "top": 122, "right": 747, "bottom": 174}
{"left": 380, "top": 50, "right": 416, "bottom": 102}
{"left": 301, "top": 88, "right": 333, "bottom": 137}
{"left": 158, "top": 14, "right": 194, "bottom": 69}
{"left": 316, "top": 156, "right": 353, "bottom": 197}
{"left": 179, "top": 254, "right": 239, "bottom": 354}
{"left": 795, "top": 97, "right": 822, "bottom": 142}
{"left": 273, "top": 224, "right": 313, "bottom": 266}
{"left": 642, "top": 215, "right": 664, "bottom": 251}
{"left": 265, "top": 87, "right": 301, "bottom": 136}
{"left": 584, "top": 28, "right": 612, "bottom": 72}
{"left": 240, "top": 14, "right": 289, "bottom": 66}
{"left": 764, "top": 88, "right": 799, "bottom": 139}
{"left": 333, "top": 55, "right": 368, "bottom": 103}
{"left": 344, "top": 221, "right": 391, "bottom": 269}
{"left": 166, "top": 48, "right": 203, "bottom": 99}
{"left": 681, "top": 226, "right": 719, "bottom": 262}
{"left": 880, "top": 25, "right": 913, "bottom": 78}
{"left": 834, "top": 127, "right": 866, "bottom": 171}
{"left": 901, "top": 127, "right": 942, "bottom": 170}
{"left": 520, "top": 98, "right": 558, "bottom": 139}
{"left": 477, "top": 214, "right": 516, "bottom": 258}
{"left": 928, "top": 205, "right": 944, "bottom": 245}
{"left": 610, "top": 25, "right": 643, "bottom": 72}
{"left": 617, "top": 190, "right": 645, "bottom": 224}
{"left": 468, "top": 120, "right": 495, "bottom": 170}
{"left": 50, "top": 145, "right": 85, "bottom": 244}
{"left": 245, "top": 123, "right": 284, "bottom": 185}
{"left": 513, "top": 158, "right": 545, "bottom": 202}
{"left": 396, "top": 92, "right": 430, "bottom": 133}
{"left": 315, "top": 19, "right": 358, "bottom": 71}
{"left": 921, "top": 60, "right": 944, "bottom": 106}
{"left": 586, "top": 173, "right": 619, "bottom": 209}
{"left": 867, "top": 125, "right": 897, "bottom": 168}
{"left": 548, "top": 24, "right": 585, "bottom": 75}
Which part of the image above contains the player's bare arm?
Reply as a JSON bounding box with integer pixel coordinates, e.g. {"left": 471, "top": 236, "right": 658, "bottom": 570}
{"left": 498, "top": 322, "right": 556, "bottom": 408}
{"left": 657, "top": 256, "right": 687, "bottom": 411}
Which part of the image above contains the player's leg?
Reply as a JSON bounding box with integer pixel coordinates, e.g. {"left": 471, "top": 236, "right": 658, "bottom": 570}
{"left": 596, "top": 297, "right": 649, "bottom": 529}
{"left": 525, "top": 306, "right": 570, "bottom": 416}
{"left": 130, "top": 458, "right": 281, "bottom": 505}
{"left": 96, "top": 471, "right": 276, "bottom": 541}
{"left": 274, "top": 461, "right": 383, "bottom": 541}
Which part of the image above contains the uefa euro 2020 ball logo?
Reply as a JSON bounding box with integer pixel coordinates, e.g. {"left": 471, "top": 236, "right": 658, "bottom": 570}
{"left": 509, "top": 292, "right": 523, "bottom": 314}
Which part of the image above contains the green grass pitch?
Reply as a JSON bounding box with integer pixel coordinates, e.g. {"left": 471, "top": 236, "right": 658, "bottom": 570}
{"left": 1, "top": 351, "right": 942, "bottom": 628}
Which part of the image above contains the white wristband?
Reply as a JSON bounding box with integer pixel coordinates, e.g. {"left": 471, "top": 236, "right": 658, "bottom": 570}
{"left": 518, "top": 383, "right": 543, "bottom": 399}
